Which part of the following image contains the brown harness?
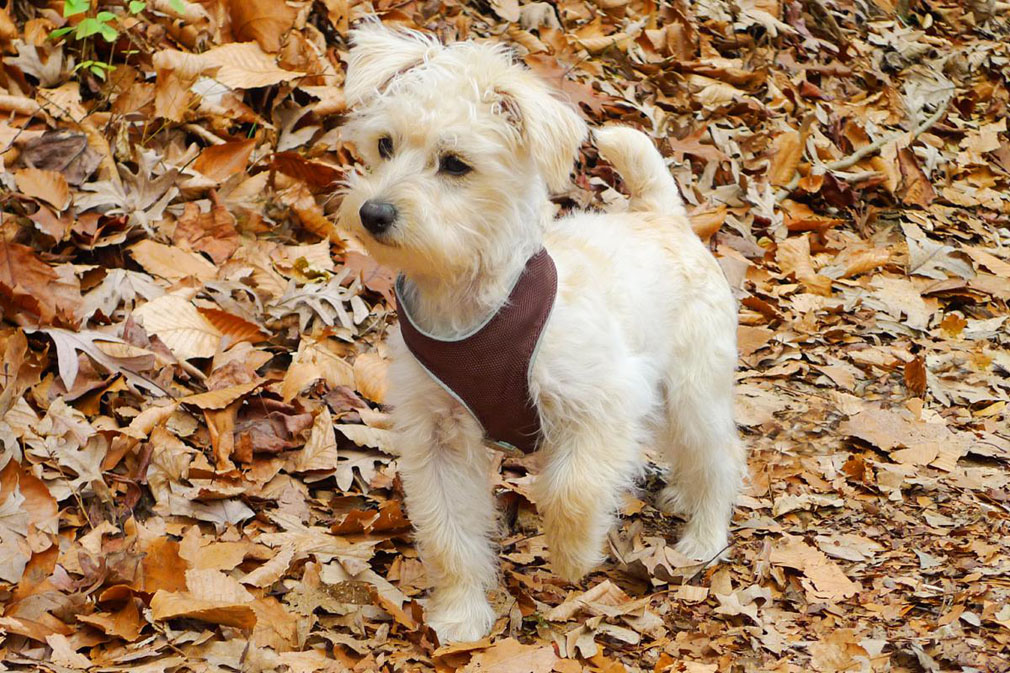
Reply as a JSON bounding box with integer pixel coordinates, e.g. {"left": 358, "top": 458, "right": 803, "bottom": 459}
{"left": 395, "top": 250, "right": 558, "bottom": 453}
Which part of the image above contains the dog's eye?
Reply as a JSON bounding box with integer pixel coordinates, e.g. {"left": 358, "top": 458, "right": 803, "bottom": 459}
{"left": 378, "top": 136, "right": 393, "bottom": 159}
{"left": 439, "top": 154, "right": 471, "bottom": 176}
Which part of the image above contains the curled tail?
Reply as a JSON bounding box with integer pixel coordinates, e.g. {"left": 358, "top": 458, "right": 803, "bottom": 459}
{"left": 594, "top": 125, "right": 686, "bottom": 217}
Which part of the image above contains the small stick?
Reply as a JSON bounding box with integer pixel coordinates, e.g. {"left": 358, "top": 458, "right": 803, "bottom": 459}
{"left": 775, "top": 95, "right": 952, "bottom": 202}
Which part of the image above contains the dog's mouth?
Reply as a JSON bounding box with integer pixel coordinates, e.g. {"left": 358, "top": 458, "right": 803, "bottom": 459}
{"left": 362, "top": 228, "right": 399, "bottom": 247}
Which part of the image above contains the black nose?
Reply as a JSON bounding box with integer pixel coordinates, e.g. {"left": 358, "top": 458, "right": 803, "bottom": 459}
{"left": 359, "top": 200, "right": 397, "bottom": 235}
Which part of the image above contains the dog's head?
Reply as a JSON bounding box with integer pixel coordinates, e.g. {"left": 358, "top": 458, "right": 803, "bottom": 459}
{"left": 337, "top": 22, "right": 587, "bottom": 280}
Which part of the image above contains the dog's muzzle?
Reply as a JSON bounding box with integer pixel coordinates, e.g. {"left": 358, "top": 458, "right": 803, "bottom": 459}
{"left": 359, "top": 200, "right": 398, "bottom": 236}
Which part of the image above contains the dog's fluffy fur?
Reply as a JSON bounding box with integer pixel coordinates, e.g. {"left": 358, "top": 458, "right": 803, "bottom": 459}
{"left": 338, "top": 23, "right": 745, "bottom": 643}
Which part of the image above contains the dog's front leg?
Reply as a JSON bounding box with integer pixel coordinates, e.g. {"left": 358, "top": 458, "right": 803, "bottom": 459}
{"left": 397, "top": 412, "right": 498, "bottom": 643}
{"left": 535, "top": 421, "right": 641, "bottom": 583}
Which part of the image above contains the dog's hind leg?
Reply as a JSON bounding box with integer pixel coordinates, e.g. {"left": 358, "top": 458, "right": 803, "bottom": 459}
{"left": 656, "top": 324, "right": 745, "bottom": 562}
{"left": 397, "top": 406, "right": 498, "bottom": 643}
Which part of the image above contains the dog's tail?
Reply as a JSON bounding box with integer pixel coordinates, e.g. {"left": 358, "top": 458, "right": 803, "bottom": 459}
{"left": 594, "top": 125, "right": 686, "bottom": 217}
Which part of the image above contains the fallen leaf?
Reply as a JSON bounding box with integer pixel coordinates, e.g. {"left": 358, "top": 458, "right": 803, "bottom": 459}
{"left": 770, "top": 536, "right": 860, "bottom": 602}
{"left": 193, "top": 138, "right": 256, "bottom": 182}
{"left": 228, "top": 0, "right": 296, "bottom": 53}
{"left": 133, "top": 295, "right": 225, "bottom": 359}
{"left": 150, "top": 569, "right": 257, "bottom": 629}
{"left": 15, "top": 167, "right": 70, "bottom": 210}
{"left": 179, "top": 379, "right": 265, "bottom": 409}
{"left": 461, "top": 637, "right": 559, "bottom": 672}
{"left": 130, "top": 240, "right": 218, "bottom": 283}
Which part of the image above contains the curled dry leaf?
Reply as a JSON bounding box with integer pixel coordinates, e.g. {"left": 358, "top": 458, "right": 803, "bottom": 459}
{"left": 14, "top": 167, "right": 70, "bottom": 210}
{"left": 150, "top": 569, "right": 257, "bottom": 629}
{"left": 0, "top": 242, "right": 81, "bottom": 325}
{"left": 768, "top": 130, "right": 802, "bottom": 187}
{"left": 459, "top": 638, "right": 559, "bottom": 673}
{"left": 286, "top": 407, "right": 338, "bottom": 474}
{"left": 241, "top": 544, "right": 296, "bottom": 587}
{"left": 197, "top": 307, "right": 266, "bottom": 344}
{"left": 281, "top": 337, "right": 355, "bottom": 402}
{"left": 179, "top": 379, "right": 265, "bottom": 410}
{"left": 227, "top": 0, "right": 297, "bottom": 53}
{"left": 192, "top": 138, "right": 256, "bottom": 182}
{"left": 770, "top": 536, "right": 860, "bottom": 603}
{"left": 353, "top": 352, "right": 388, "bottom": 404}
{"left": 336, "top": 424, "right": 395, "bottom": 455}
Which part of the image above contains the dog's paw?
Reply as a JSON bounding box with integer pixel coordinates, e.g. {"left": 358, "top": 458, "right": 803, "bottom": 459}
{"left": 674, "top": 530, "right": 728, "bottom": 565}
{"left": 655, "top": 484, "right": 689, "bottom": 518}
{"left": 426, "top": 594, "right": 495, "bottom": 644}
{"left": 549, "top": 546, "right": 603, "bottom": 584}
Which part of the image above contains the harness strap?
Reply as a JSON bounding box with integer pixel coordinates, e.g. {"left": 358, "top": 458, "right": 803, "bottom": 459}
{"left": 395, "top": 250, "right": 558, "bottom": 453}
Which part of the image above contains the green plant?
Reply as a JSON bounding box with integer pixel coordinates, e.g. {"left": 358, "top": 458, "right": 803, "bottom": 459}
{"left": 50, "top": 0, "right": 122, "bottom": 43}
{"left": 49, "top": 0, "right": 150, "bottom": 79}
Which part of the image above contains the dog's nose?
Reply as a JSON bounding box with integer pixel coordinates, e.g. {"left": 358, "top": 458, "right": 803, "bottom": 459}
{"left": 359, "top": 200, "right": 397, "bottom": 235}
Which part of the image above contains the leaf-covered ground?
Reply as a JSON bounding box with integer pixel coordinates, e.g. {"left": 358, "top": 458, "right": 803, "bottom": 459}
{"left": 2, "top": 0, "right": 1010, "bottom": 671}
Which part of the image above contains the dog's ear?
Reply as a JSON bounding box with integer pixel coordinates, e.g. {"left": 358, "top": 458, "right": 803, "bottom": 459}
{"left": 494, "top": 73, "right": 588, "bottom": 192}
{"left": 345, "top": 21, "right": 440, "bottom": 106}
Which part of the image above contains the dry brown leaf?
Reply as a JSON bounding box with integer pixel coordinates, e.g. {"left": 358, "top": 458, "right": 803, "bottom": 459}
{"left": 689, "top": 205, "right": 727, "bottom": 241}
{"left": 150, "top": 569, "right": 257, "bottom": 629}
{"left": 964, "top": 248, "right": 1010, "bottom": 278}
{"left": 242, "top": 544, "right": 296, "bottom": 587}
{"left": 353, "top": 352, "right": 389, "bottom": 404}
{"left": 0, "top": 5, "right": 16, "bottom": 41}
{"left": 0, "top": 241, "right": 80, "bottom": 325}
{"left": 336, "top": 424, "right": 395, "bottom": 455}
{"left": 460, "top": 637, "right": 559, "bottom": 673}
{"left": 903, "top": 356, "right": 927, "bottom": 397}
{"left": 228, "top": 0, "right": 296, "bottom": 52}
{"left": 179, "top": 379, "right": 264, "bottom": 410}
{"left": 193, "top": 138, "right": 256, "bottom": 182}
{"left": 869, "top": 276, "right": 932, "bottom": 330}
{"left": 173, "top": 202, "right": 240, "bottom": 265}
{"left": 775, "top": 235, "right": 832, "bottom": 295}
{"left": 546, "top": 580, "right": 632, "bottom": 621}
{"left": 840, "top": 406, "right": 971, "bottom": 468}
{"left": 770, "top": 536, "right": 859, "bottom": 603}
{"left": 133, "top": 295, "right": 224, "bottom": 359}
{"left": 77, "top": 599, "right": 145, "bottom": 641}
{"left": 282, "top": 338, "right": 355, "bottom": 402}
{"left": 46, "top": 634, "right": 92, "bottom": 669}
{"left": 781, "top": 200, "right": 844, "bottom": 233}
{"left": 130, "top": 240, "right": 217, "bottom": 283}
{"left": 286, "top": 408, "right": 338, "bottom": 473}
{"left": 199, "top": 42, "right": 306, "bottom": 89}
{"left": 15, "top": 167, "right": 70, "bottom": 210}
{"left": 197, "top": 307, "right": 266, "bottom": 344}
{"left": 897, "top": 147, "right": 936, "bottom": 208}
{"left": 842, "top": 248, "right": 891, "bottom": 278}
{"left": 769, "top": 131, "right": 802, "bottom": 187}
{"left": 737, "top": 325, "right": 774, "bottom": 358}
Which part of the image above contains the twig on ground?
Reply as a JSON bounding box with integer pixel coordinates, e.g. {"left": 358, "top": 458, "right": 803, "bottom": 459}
{"left": 184, "top": 123, "right": 228, "bottom": 146}
{"left": 775, "top": 96, "right": 952, "bottom": 202}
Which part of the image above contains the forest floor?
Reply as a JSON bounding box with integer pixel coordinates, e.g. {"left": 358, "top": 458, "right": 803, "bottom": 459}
{"left": 2, "top": 0, "right": 1010, "bottom": 671}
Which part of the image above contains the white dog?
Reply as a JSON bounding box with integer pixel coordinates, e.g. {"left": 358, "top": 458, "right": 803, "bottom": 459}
{"left": 338, "top": 23, "right": 745, "bottom": 643}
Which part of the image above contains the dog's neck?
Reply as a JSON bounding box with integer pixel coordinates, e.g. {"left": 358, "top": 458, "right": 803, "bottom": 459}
{"left": 398, "top": 247, "right": 540, "bottom": 338}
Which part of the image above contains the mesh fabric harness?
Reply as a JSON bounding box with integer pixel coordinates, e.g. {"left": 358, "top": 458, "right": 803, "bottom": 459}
{"left": 394, "top": 249, "right": 558, "bottom": 453}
